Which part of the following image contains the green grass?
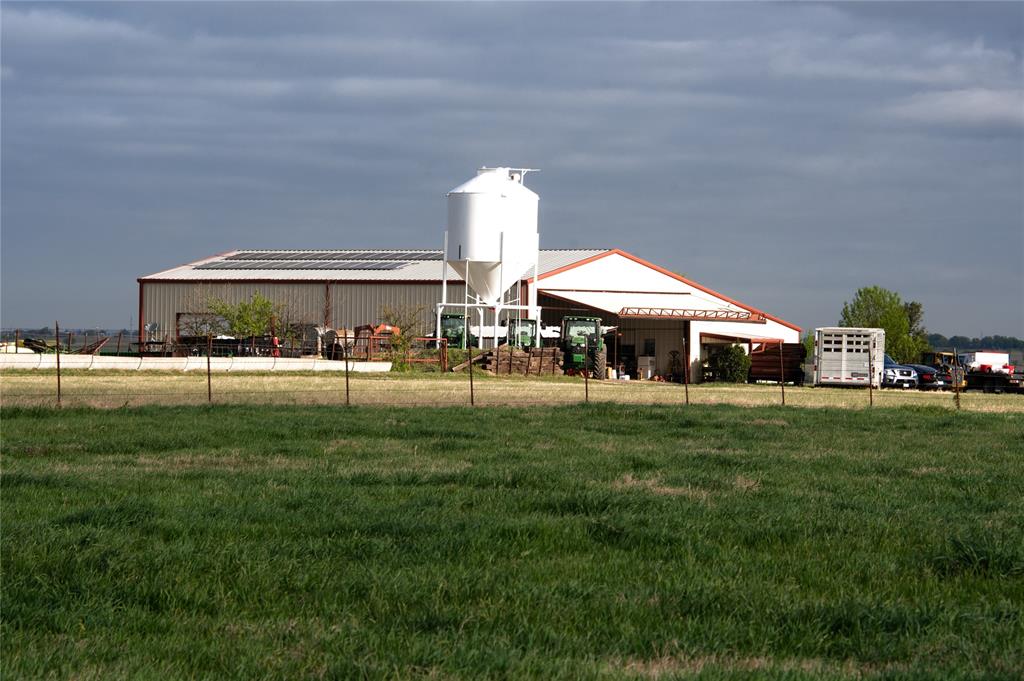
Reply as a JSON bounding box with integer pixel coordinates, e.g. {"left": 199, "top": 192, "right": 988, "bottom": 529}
{"left": 2, "top": 404, "right": 1023, "bottom": 679}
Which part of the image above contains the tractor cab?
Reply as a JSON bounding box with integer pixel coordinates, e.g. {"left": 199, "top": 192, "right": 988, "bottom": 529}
{"left": 506, "top": 319, "right": 538, "bottom": 349}
{"left": 560, "top": 316, "right": 606, "bottom": 378}
{"left": 439, "top": 313, "right": 469, "bottom": 349}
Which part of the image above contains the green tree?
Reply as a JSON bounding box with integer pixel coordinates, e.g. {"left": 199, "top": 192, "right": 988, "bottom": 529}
{"left": 207, "top": 291, "right": 283, "bottom": 338}
{"left": 839, "top": 286, "right": 929, "bottom": 363}
{"left": 378, "top": 304, "right": 427, "bottom": 371}
{"left": 802, "top": 332, "right": 815, "bottom": 361}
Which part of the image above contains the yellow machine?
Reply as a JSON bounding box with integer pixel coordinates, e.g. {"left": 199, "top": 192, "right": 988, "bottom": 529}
{"left": 921, "top": 351, "right": 967, "bottom": 389}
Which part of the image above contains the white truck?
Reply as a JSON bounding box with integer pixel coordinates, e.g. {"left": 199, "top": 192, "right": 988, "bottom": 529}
{"left": 814, "top": 327, "right": 885, "bottom": 388}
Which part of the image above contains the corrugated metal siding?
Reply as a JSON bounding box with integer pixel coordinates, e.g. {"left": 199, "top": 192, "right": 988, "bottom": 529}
{"left": 142, "top": 280, "right": 484, "bottom": 338}
{"left": 143, "top": 282, "right": 330, "bottom": 339}
{"left": 330, "top": 283, "right": 469, "bottom": 332}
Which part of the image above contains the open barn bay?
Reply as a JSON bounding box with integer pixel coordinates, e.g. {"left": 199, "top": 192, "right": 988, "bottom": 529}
{"left": 3, "top": 404, "right": 1022, "bottom": 679}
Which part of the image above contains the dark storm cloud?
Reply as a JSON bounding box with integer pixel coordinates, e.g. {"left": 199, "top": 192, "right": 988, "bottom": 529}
{"left": 2, "top": 2, "right": 1021, "bottom": 335}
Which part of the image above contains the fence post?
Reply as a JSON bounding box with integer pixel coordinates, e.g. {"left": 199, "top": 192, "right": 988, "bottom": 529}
{"left": 681, "top": 335, "right": 690, "bottom": 406}
{"left": 207, "top": 334, "right": 212, "bottom": 404}
{"left": 778, "top": 341, "right": 786, "bottom": 406}
{"left": 115, "top": 331, "right": 123, "bottom": 356}
{"left": 14, "top": 328, "right": 19, "bottom": 354}
{"left": 953, "top": 346, "right": 961, "bottom": 411}
{"left": 867, "top": 339, "right": 875, "bottom": 407}
{"left": 584, "top": 337, "right": 590, "bottom": 404}
{"left": 343, "top": 331, "right": 351, "bottom": 407}
{"left": 468, "top": 345, "right": 475, "bottom": 406}
{"left": 67, "top": 330, "right": 73, "bottom": 355}
{"left": 55, "top": 321, "right": 62, "bottom": 406}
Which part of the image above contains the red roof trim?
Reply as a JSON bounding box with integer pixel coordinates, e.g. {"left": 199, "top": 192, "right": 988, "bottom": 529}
{"left": 536, "top": 248, "right": 801, "bottom": 333}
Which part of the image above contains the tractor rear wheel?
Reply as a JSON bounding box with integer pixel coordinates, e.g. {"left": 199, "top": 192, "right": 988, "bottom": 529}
{"left": 593, "top": 346, "right": 607, "bottom": 380}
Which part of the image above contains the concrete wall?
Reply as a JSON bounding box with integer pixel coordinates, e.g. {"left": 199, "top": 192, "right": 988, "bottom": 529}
{"left": 0, "top": 354, "right": 392, "bottom": 372}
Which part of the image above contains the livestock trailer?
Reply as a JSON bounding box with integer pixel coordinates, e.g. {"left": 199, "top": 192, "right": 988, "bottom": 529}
{"left": 814, "top": 327, "right": 884, "bottom": 388}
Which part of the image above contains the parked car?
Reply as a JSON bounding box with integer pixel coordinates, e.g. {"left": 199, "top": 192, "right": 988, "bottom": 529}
{"left": 907, "top": 364, "right": 947, "bottom": 390}
{"left": 883, "top": 354, "right": 918, "bottom": 389}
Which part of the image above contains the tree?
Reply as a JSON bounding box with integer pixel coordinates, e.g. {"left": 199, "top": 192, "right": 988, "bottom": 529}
{"left": 207, "top": 291, "right": 283, "bottom": 338}
{"left": 839, "top": 286, "right": 929, "bottom": 363}
{"left": 378, "top": 304, "right": 427, "bottom": 371}
{"left": 802, "top": 332, "right": 815, "bottom": 360}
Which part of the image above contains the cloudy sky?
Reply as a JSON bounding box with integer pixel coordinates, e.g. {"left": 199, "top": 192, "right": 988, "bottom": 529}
{"left": 2, "top": 2, "right": 1022, "bottom": 335}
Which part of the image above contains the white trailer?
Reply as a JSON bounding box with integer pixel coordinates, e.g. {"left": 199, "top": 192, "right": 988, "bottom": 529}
{"left": 814, "top": 327, "right": 885, "bottom": 388}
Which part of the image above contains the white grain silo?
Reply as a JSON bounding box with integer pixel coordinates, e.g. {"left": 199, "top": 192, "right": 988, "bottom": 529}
{"left": 437, "top": 167, "right": 541, "bottom": 348}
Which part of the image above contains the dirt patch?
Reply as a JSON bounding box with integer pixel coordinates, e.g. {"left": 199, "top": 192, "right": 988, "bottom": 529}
{"left": 612, "top": 473, "right": 709, "bottom": 501}
{"left": 611, "top": 654, "right": 899, "bottom": 678}
{"left": 341, "top": 456, "right": 472, "bottom": 477}
{"left": 750, "top": 418, "right": 789, "bottom": 427}
{"left": 733, "top": 475, "right": 761, "bottom": 492}
{"left": 134, "top": 452, "right": 315, "bottom": 473}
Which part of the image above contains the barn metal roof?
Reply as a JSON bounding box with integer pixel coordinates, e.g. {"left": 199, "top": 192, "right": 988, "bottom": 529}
{"left": 543, "top": 290, "right": 759, "bottom": 321}
{"left": 140, "top": 249, "right": 610, "bottom": 282}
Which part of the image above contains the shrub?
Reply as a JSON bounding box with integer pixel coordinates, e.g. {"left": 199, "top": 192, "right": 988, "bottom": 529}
{"left": 709, "top": 344, "right": 751, "bottom": 383}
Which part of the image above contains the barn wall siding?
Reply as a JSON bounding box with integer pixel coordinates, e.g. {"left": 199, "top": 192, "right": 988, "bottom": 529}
{"left": 141, "top": 281, "right": 474, "bottom": 339}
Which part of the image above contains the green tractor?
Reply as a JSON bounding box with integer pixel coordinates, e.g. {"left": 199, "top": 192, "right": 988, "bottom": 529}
{"left": 438, "top": 313, "right": 474, "bottom": 349}
{"left": 560, "top": 316, "right": 606, "bottom": 379}
{"left": 506, "top": 318, "right": 538, "bottom": 349}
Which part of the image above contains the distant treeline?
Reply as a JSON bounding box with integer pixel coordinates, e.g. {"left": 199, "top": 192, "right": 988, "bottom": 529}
{"left": 928, "top": 334, "right": 1024, "bottom": 351}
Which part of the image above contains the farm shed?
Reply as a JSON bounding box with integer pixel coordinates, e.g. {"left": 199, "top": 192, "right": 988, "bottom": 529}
{"left": 139, "top": 248, "right": 800, "bottom": 380}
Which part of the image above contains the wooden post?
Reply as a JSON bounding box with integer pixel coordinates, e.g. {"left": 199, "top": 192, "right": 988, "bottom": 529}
{"left": 13, "top": 328, "right": 19, "bottom": 354}
{"left": 83, "top": 332, "right": 90, "bottom": 354}
{"left": 584, "top": 336, "right": 590, "bottom": 404}
{"left": 207, "top": 334, "right": 212, "bottom": 404}
{"left": 867, "top": 338, "right": 875, "bottom": 408}
{"left": 778, "top": 341, "right": 786, "bottom": 406}
{"left": 55, "top": 321, "right": 62, "bottom": 407}
{"left": 115, "top": 331, "right": 123, "bottom": 356}
{"left": 468, "top": 345, "right": 475, "bottom": 406}
{"left": 681, "top": 335, "right": 690, "bottom": 406}
{"left": 67, "top": 330, "right": 73, "bottom": 354}
{"left": 953, "top": 346, "right": 961, "bottom": 411}
{"left": 343, "top": 331, "right": 351, "bottom": 407}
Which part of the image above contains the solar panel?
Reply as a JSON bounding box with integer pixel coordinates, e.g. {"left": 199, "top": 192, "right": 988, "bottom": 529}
{"left": 195, "top": 259, "right": 411, "bottom": 271}
{"left": 223, "top": 250, "right": 443, "bottom": 261}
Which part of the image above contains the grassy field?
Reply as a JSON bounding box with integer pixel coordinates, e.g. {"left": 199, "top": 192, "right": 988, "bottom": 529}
{"left": 2, "top": 369, "right": 1022, "bottom": 412}
{"left": 3, "top": 403, "right": 1023, "bottom": 679}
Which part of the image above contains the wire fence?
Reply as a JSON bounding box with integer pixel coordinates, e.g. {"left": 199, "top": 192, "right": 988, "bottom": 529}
{"left": 2, "top": 364, "right": 1018, "bottom": 412}
{"left": 3, "top": 326, "right": 1019, "bottom": 411}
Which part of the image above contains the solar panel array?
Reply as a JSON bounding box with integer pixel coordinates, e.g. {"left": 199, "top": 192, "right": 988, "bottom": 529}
{"left": 195, "top": 250, "right": 442, "bottom": 271}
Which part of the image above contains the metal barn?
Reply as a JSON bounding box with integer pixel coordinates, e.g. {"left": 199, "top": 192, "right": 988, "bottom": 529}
{"left": 139, "top": 248, "right": 800, "bottom": 380}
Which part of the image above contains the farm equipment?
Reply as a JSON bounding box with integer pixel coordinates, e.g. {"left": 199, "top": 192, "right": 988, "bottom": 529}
{"left": 920, "top": 351, "right": 966, "bottom": 389}
{"left": 506, "top": 318, "right": 538, "bottom": 349}
{"left": 438, "top": 313, "right": 472, "bottom": 349}
{"left": 560, "top": 316, "right": 606, "bottom": 379}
